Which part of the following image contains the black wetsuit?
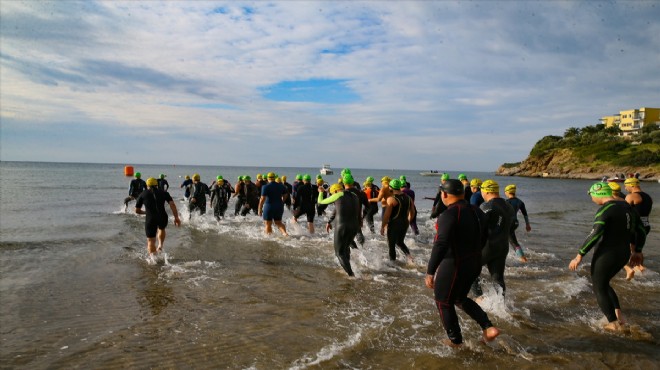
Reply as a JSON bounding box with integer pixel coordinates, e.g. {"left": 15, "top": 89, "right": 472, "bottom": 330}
{"left": 427, "top": 199, "right": 493, "bottom": 345}
{"left": 363, "top": 185, "right": 380, "bottom": 233}
{"left": 577, "top": 200, "right": 646, "bottom": 322}
{"left": 180, "top": 178, "right": 193, "bottom": 199}
{"left": 471, "top": 197, "right": 515, "bottom": 296}
{"left": 209, "top": 183, "right": 228, "bottom": 220}
{"left": 463, "top": 184, "right": 473, "bottom": 202}
{"left": 320, "top": 191, "right": 362, "bottom": 276}
{"left": 283, "top": 181, "right": 293, "bottom": 210}
{"left": 386, "top": 193, "right": 413, "bottom": 261}
{"left": 505, "top": 197, "right": 530, "bottom": 250}
{"left": 156, "top": 178, "right": 169, "bottom": 192}
{"left": 431, "top": 188, "right": 448, "bottom": 219}
{"left": 125, "top": 178, "right": 147, "bottom": 206}
{"left": 344, "top": 186, "right": 368, "bottom": 245}
{"left": 241, "top": 181, "right": 260, "bottom": 216}
{"left": 189, "top": 181, "right": 210, "bottom": 216}
{"left": 234, "top": 181, "right": 245, "bottom": 215}
{"left": 135, "top": 188, "right": 173, "bottom": 238}
{"left": 293, "top": 182, "right": 315, "bottom": 222}
{"left": 632, "top": 191, "right": 653, "bottom": 234}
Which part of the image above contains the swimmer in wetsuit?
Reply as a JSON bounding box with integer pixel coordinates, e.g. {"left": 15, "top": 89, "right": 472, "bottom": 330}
{"left": 292, "top": 174, "right": 316, "bottom": 234}
{"left": 400, "top": 176, "right": 419, "bottom": 236}
{"left": 180, "top": 175, "right": 193, "bottom": 201}
{"left": 258, "top": 172, "right": 288, "bottom": 236}
{"left": 209, "top": 176, "right": 229, "bottom": 221}
{"left": 124, "top": 172, "right": 147, "bottom": 210}
{"left": 458, "top": 173, "right": 473, "bottom": 201}
{"left": 362, "top": 177, "right": 380, "bottom": 234}
{"left": 156, "top": 173, "right": 169, "bottom": 192}
{"left": 425, "top": 179, "right": 500, "bottom": 347}
{"left": 381, "top": 179, "right": 415, "bottom": 264}
{"left": 504, "top": 184, "right": 531, "bottom": 262}
{"left": 469, "top": 178, "right": 484, "bottom": 207}
{"left": 342, "top": 173, "right": 367, "bottom": 245}
{"left": 240, "top": 176, "right": 260, "bottom": 216}
{"left": 135, "top": 177, "right": 181, "bottom": 259}
{"left": 318, "top": 182, "right": 362, "bottom": 276}
{"left": 232, "top": 176, "right": 245, "bottom": 216}
{"left": 569, "top": 182, "right": 646, "bottom": 331}
{"left": 471, "top": 180, "right": 515, "bottom": 298}
{"left": 623, "top": 177, "right": 653, "bottom": 280}
{"left": 188, "top": 174, "right": 210, "bottom": 219}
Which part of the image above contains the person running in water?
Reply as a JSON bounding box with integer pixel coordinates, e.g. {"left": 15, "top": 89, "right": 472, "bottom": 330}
{"left": 180, "top": 175, "right": 192, "bottom": 201}
{"left": 341, "top": 173, "right": 367, "bottom": 245}
{"left": 370, "top": 176, "right": 393, "bottom": 217}
{"left": 281, "top": 175, "right": 293, "bottom": 210}
{"left": 240, "top": 176, "right": 260, "bottom": 216}
{"left": 401, "top": 175, "right": 420, "bottom": 236}
{"left": 135, "top": 177, "right": 181, "bottom": 261}
{"left": 258, "top": 172, "right": 289, "bottom": 236}
{"left": 362, "top": 177, "right": 380, "bottom": 234}
{"left": 292, "top": 174, "right": 316, "bottom": 233}
{"left": 623, "top": 177, "right": 653, "bottom": 280}
{"left": 471, "top": 180, "right": 514, "bottom": 298}
{"left": 569, "top": 182, "right": 646, "bottom": 331}
{"left": 209, "top": 176, "right": 229, "bottom": 221}
{"left": 188, "top": 174, "right": 210, "bottom": 219}
{"left": 156, "top": 173, "right": 169, "bottom": 192}
{"left": 233, "top": 176, "right": 245, "bottom": 216}
{"left": 381, "top": 179, "right": 415, "bottom": 264}
{"left": 425, "top": 179, "right": 500, "bottom": 347}
{"left": 124, "top": 172, "right": 147, "bottom": 210}
{"left": 504, "top": 184, "right": 531, "bottom": 263}
{"left": 318, "top": 182, "right": 362, "bottom": 276}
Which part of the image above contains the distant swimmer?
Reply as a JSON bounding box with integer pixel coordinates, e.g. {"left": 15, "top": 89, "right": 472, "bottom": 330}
{"left": 504, "top": 184, "right": 531, "bottom": 263}
{"left": 180, "top": 175, "right": 192, "bottom": 201}
{"left": 623, "top": 177, "right": 653, "bottom": 280}
{"left": 362, "top": 176, "right": 380, "bottom": 234}
{"left": 124, "top": 172, "right": 147, "bottom": 210}
{"left": 135, "top": 177, "right": 181, "bottom": 259}
{"left": 156, "top": 173, "right": 169, "bottom": 192}
{"left": 569, "top": 182, "right": 646, "bottom": 331}
{"left": 458, "top": 174, "right": 473, "bottom": 201}
{"left": 318, "top": 182, "right": 362, "bottom": 276}
{"left": 381, "top": 179, "right": 415, "bottom": 264}
{"left": 281, "top": 175, "right": 293, "bottom": 210}
{"left": 209, "top": 176, "right": 229, "bottom": 221}
{"left": 425, "top": 179, "right": 500, "bottom": 347}
{"left": 471, "top": 180, "right": 515, "bottom": 298}
{"left": 188, "top": 174, "right": 210, "bottom": 219}
{"left": 240, "top": 176, "right": 260, "bottom": 216}
{"left": 258, "top": 172, "right": 288, "bottom": 236}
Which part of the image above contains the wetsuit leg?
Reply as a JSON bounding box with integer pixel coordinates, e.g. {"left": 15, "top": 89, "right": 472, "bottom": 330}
{"left": 334, "top": 226, "right": 356, "bottom": 276}
{"left": 485, "top": 255, "right": 507, "bottom": 295}
{"left": 395, "top": 221, "right": 411, "bottom": 256}
{"left": 591, "top": 248, "right": 629, "bottom": 322}
{"left": 509, "top": 220, "right": 520, "bottom": 248}
{"left": 124, "top": 196, "right": 134, "bottom": 207}
{"left": 386, "top": 221, "right": 410, "bottom": 260}
{"left": 234, "top": 198, "right": 244, "bottom": 216}
{"left": 364, "top": 206, "right": 376, "bottom": 233}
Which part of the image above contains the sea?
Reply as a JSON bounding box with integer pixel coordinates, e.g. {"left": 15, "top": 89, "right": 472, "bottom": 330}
{"left": 1, "top": 161, "right": 658, "bottom": 370}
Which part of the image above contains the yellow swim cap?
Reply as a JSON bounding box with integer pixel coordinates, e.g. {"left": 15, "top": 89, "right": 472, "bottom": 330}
{"left": 504, "top": 184, "right": 516, "bottom": 194}
{"left": 608, "top": 182, "right": 621, "bottom": 192}
{"left": 470, "top": 178, "right": 482, "bottom": 187}
{"left": 329, "top": 183, "right": 344, "bottom": 194}
{"left": 217, "top": 179, "right": 224, "bottom": 185}
{"left": 624, "top": 178, "right": 640, "bottom": 186}
{"left": 146, "top": 177, "right": 158, "bottom": 187}
{"left": 185, "top": 175, "right": 190, "bottom": 180}
{"left": 381, "top": 176, "right": 392, "bottom": 183}
{"left": 192, "top": 173, "right": 200, "bottom": 181}
{"left": 481, "top": 180, "right": 499, "bottom": 193}
{"left": 281, "top": 175, "right": 287, "bottom": 182}
{"left": 267, "top": 172, "right": 276, "bottom": 179}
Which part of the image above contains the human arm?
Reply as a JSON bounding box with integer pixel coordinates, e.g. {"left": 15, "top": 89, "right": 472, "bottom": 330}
{"left": 168, "top": 200, "right": 181, "bottom": 226}
{"left": 318, "top": 191, "right": 343, "bottom": 205}
{"left": 258, "top": 196, "right": 266, "bottom": 216}
{"left": 519, "top": 200, "right": 531, "bottom": 231}
{"left": 381, "top": 196, "right": 396, "bottom": 235}
{"left": 408, "top": 198, "right": 416, "bottom": 223}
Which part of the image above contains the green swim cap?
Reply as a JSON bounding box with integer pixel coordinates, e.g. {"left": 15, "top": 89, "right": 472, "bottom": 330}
{"left": 238, "top": 175, "right": 243, "bottom": 180}
{"left": 588, "top": 182, "right": 612, "bottom": 198}
{"left": 342, "top": 174, "right": 354, "bottom": 185}
{"left": 303, "top": 174, "right": 311, "bottom": 181}
{"left": 296, "top": 174, "right": 303, "bottom": 180}
{"left": 135, "top": 172, "right": 141, "bottom": 178}
{"left": 217, "top": 175, "right": 223, "bottom": 180}
{"left": 244, "top": 175, "right": 251, "bottom": 181}
{"left": 458, "top": 173, "right": 467, "bottom": 181}
{"left": 389, "top": 179, "right": 402, "bottom": 190}
{"left": 366, "top": 176, "right": 374, "bottom": 183}
{"left": 316, "top": 174, "right": 323, "bottom": 180}
{"left": 159, "top": 173, "right": 166, "bottom": 179}
{"left": 399, "top": 175, "right": 407, "bottom": 182}
{"left": 441, "top": 173, "right": 450, "bottom": 181}
{"left": 341, "top": 168, "right": 351, "bottom": 176}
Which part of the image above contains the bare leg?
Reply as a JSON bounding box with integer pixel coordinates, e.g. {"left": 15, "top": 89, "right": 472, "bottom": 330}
{"left": 264, "top": 220, "right": 273, "bottom": 235}
{"left": 624, "top": 265, "right": 635, "bottom": 281}
{"left": 274, "top": 221, "right": 288, "bottom": 236}
{"left": 157, "top": 228, "right": 166, "bottom": 252}
{"left": 307, "top": 222, "right": 315, "bottom": 234}
{"left": 615, "top": 308, "right": 626, "bottom": 325}
{"left": 147, "top": 237, "right": 157, "bottom": 255}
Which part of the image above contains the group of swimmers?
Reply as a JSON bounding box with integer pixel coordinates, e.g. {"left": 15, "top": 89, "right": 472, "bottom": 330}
{"left": 126, "top": 169, "right": 653, "bottom": 346}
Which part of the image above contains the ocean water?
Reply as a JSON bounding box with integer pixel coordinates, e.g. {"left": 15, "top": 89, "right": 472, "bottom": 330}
{"left": 1, "top": 161, "right": 658, "bottom": 369}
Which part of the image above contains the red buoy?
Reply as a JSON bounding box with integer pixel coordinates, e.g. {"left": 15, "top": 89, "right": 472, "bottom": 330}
{"left": 124, "top": 165, "right": 134, "bottom": 176}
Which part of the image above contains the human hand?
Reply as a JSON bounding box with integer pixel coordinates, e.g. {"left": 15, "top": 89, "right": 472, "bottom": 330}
{"left": 569, "top": 254, "right": 582, "bottom": 271}
{"left": 526, "top": 224, "right": 531, "bottom": 232}
{"left": 425, "top": 274, "right": 435, "bottom": 289}
{"left": 326, "top": 223, "right": 332, "bottom": 233}
{"left": 629, "top": 252, "right": 643, "bottom": 267}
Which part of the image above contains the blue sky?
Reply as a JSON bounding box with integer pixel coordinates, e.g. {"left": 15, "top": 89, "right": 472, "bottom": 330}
{"left": 1, "top": 1, "right": 659, "bottom": 171}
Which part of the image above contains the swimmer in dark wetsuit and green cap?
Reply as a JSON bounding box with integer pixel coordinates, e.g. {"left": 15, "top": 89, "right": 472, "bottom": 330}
{"left": 569, "top": 182, "right": 646, "bottom": 331}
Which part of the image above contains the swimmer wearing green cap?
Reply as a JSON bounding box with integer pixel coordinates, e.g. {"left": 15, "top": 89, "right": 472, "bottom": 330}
{"left": 381, "top": 179, "right": 415, "bottom": 264}
{"left": 569, "top": 182, "right": 647, "bottom": 332}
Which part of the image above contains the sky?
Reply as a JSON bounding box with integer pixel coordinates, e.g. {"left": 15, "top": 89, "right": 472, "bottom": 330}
{"left": 1, "top": 1, "right": 659, "bottom": 171}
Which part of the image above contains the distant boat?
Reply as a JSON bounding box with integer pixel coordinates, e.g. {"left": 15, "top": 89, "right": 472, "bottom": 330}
{"left": 320, "top": 164, "right": 334, "bottom": 175}
{"left": 420, "top": 171, "right": 442, "bottom": 176}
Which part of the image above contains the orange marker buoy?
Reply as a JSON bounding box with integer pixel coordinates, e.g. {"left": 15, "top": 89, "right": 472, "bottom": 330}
{"left": 124, "top": 165, "right": 134, "bottom": 176}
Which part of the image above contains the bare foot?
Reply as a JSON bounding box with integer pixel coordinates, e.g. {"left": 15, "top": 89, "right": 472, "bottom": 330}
{"left": 406, "top": 255, "right": 415, "bottom": 266}
{"left": 483, "top": 327, "right": 500, "bottom": 342}
{"left": 624, "top": 266, "right": 635, "bottom": 281}
{"left": 615, "top": 309, "right": 626, "bottom": 325}
{"left": 442, "top": 339, "right": 463, "bottom": 348}
{"left": 475, "top": 296, "right": 485, "bottom": 304}
{"left": 157, "top": 245, "right": 163, "bottom": 253}
{"left": 603, "top": 321, "right": 623, "bottom": 332}
{"left": 519, "top": 256, "right": 528, "bottom": 263}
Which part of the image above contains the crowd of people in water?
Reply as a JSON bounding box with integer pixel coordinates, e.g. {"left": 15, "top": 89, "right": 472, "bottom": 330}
{"left": 124, "top": 169, "right": 652, "bottom": 347}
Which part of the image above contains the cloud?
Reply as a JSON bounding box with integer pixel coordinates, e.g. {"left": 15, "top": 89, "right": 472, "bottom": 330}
{"left": 1, "top": 1, "right": 659, "bottom": 171}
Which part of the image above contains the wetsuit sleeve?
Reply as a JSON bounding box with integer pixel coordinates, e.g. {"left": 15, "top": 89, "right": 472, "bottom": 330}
{"left": 318, "top": 191, "right": 343, "bottom": 205}
{"left": 577, "top": 205, "right": 610, "bottom": 256}
{"left": 519, "top": 200, "right": 530, "bottom": 225}
{"left": 135, "top": 192, "right": 144, "bottom": 209}
{"left": 427, "top": 208, "right": 456, "bottom": 275}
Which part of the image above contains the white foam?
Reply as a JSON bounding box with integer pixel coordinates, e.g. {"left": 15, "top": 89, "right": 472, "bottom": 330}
{"left": 289, "top": 331, "right": 362, "bottom": 370}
